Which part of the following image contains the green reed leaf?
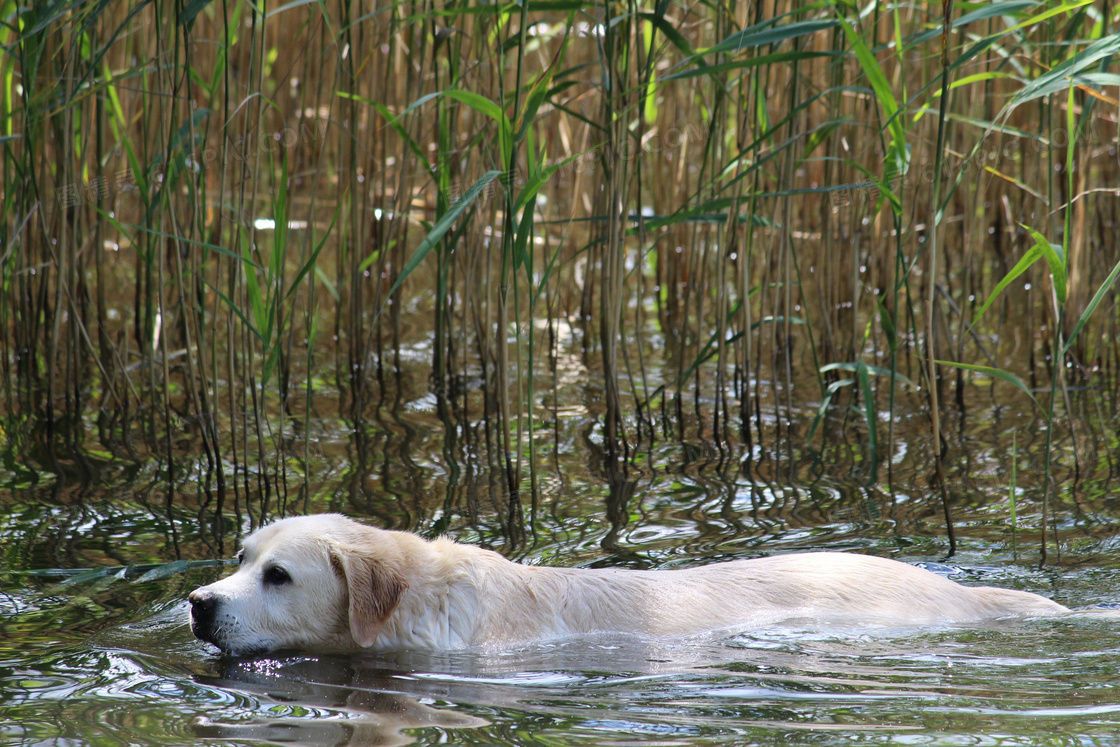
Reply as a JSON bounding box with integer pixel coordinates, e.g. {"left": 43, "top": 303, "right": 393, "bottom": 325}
{"left": 1061, "top": 256, "right": 1120, "bottom": 360}
{"left": 936, "top": 361, "right": 1040, "bottom": 410}
{"left": 1020, "top": 223, "right": 1066, "bottom": 305}
{"left": 384, "top": 170, "right": 502, "bottom": 306}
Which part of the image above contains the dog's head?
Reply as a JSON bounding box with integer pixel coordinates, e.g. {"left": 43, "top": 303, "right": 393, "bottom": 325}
{"left": 189, "top": 514, "right": 409, "bottom": 656}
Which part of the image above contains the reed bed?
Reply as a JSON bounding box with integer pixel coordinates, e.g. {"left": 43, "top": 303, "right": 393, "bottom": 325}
{"left": 2, "top": 0, "right": 1118, "bottom": 536}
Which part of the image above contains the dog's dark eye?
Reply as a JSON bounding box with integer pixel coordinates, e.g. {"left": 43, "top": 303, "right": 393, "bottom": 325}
{"left": 263, "top": 565, "right": 291, "bottom": 586}
{"left": 236, "top": 551, "right": 245, "bottom": 565}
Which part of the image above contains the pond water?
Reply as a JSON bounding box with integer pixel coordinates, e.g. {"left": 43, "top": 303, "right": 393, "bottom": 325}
{"left": 4, "top": 460, "right": 1120, "bottom": 745}
{"left": 9, "top": 611, "right": 1120, "bottom": 746}
{"left": 3, "top": 349, "right": 1120, "bottom": 745}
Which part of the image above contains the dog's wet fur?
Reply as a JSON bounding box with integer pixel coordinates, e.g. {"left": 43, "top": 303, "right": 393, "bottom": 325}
{"left": 189, "top": 514, "right": 1069, "bottom": 656}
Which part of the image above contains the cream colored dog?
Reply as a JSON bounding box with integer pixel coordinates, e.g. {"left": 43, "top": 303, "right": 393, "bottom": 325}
{"left": 188, "top": 514, "right": 1068, "bottom": 656}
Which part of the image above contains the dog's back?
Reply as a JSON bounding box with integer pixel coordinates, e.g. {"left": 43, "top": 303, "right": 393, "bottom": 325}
{"left": 404, "top": 544, "right": 1069, "bottom": 645}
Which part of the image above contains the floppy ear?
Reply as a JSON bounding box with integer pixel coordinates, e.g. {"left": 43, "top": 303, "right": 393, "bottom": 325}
{"left": 331, "top": 546, "right": 409, "bottom": 648}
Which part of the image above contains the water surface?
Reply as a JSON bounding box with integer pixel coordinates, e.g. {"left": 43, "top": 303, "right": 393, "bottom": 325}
{"left": 3, "top": 477, "right": 1119, "bottom": 746}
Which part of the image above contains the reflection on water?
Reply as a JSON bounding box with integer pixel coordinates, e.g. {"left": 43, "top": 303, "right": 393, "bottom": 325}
{"left": 192, "top": 655, "right": 487, "bottom": 746}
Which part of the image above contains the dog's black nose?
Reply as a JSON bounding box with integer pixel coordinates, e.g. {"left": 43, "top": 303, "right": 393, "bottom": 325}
{"left": 189, "top": 588, "right": 223, "bottom": 646}
{"left": 190, "top": 589, "right": 217, "bottom": 623}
